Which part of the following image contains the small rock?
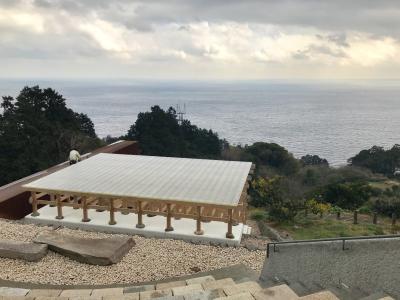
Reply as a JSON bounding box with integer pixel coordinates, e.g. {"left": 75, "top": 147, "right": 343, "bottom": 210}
{"left": 190, "top": 266, "right": 201, "bottom": 273}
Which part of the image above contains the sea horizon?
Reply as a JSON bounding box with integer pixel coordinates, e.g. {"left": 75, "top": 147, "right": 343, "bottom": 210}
{"left": 1, "top": 79, "right": 400, "bottom": 166}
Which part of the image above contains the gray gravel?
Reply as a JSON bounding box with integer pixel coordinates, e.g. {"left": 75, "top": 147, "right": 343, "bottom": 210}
{"left": 0, "top": 219, "right": 265, "bottom": 285}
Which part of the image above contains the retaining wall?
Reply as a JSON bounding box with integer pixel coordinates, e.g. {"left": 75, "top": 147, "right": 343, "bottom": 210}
{"left": 260, "top": 237, "right": 400, "bottom": 297}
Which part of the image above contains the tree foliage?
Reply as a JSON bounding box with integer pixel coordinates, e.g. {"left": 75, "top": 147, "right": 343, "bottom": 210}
{"left": 250, "top": 176, "right": 304, "bottom": 221}
{"left": 0, "top": 86, "right": 102, "bottom": 185}
{"left": 349, "top": 145, "right": 400, "bottom": 177}
{"left": 241, "top": 142, "right": 300, "bottom": 175}
{"left": 300, "top": 154, "right": 329, "bottom": 166}
{"left": 126, "top": 105, "right": 222, "bottom": 158}
{"left": 322, "top": 182, "right": 373, "bottom": 211}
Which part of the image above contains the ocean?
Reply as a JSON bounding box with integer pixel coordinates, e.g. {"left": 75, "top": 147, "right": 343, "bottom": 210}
{"left": 1, "top": 79, "right": 400, "bottom": 166}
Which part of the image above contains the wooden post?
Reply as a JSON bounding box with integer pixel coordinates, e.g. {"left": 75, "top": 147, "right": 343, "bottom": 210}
{"left": 226, "top": 208, "right": 234, "bottom": 239}
{"left": 109, "top": 198, "right": 116, "bottom": 225}
{"left": 194, "top": 206, "right": 204, "bottom": 235}
{"left": 353, "top": 210, "right": 358, "bottom": 224}
{"left": 373, "top": 212, "right": 378, "bottom": 224}
{"left": 31, "top": 192, "right": 39, "bottom": 217}
{"left": 55, "top": 194, "right": 64, "bottom": 219}
{"left": 49, "top": 194, "right": 55, "bottom": 207}
{"left": 82, "top": 196, "right": 90, "bottom": 222}
{"left": 73, "top": 195, "right": 79, "bottom": 209}
{"left": 392, "top": 213, "right": 397, "bottom": 226}
{"left": 121, "top": 199, "right": 129, "bottom": 215}
{"left": 136, "top": 200, "right": 145, "bottom": 228}
{"left": 165, "top": 203, "right": 174, "bottom": 232}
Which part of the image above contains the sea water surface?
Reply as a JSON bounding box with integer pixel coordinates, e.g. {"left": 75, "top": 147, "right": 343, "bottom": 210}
{"left": 1, "top": 79, "right": 400, "bottom": 166}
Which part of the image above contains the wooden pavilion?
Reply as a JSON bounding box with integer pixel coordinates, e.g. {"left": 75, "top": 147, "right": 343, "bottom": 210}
{"left": 23, "top": 153, "right": 253, "bottom": 239}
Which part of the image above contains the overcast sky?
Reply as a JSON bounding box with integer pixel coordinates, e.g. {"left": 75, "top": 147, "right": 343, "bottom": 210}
{"left": 1, "top": 0, "right": 400, "bottom": 80}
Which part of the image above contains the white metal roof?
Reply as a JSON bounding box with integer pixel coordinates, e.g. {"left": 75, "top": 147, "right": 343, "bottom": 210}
{"left": 23, "top": 153, "right": 252, "bottom": 207}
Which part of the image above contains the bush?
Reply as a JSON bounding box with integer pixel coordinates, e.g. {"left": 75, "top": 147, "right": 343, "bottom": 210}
{"left": 250, "top": 210, "right": 267, "bottom": 221}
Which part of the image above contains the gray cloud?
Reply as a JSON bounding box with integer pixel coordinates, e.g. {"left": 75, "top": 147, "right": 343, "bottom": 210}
{"left": 26, "top": 0, "right": 400, "bottom": 37}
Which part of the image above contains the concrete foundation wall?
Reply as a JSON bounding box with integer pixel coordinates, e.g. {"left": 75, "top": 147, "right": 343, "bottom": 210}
{"left": 260, "top": 237, "right": 400, "bottom": 297}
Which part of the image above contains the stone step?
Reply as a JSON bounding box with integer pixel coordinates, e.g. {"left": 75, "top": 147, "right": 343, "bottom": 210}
{"left": 223, "top": 281, "right": 262, "bottom": 296}
{"left": 215, "top": 291, "right": 254, "bottom": 300}
{"left": 360, "top": 292, "right": 395, "bottom": 300}
{"left": 299, "top": 290, "right": 340, "bottom": 300}
{"left": 253, "top": 284, "right": 299, "bottom": 300}
{"left": 328, "top": 284, "right": 369, "bottom": 300}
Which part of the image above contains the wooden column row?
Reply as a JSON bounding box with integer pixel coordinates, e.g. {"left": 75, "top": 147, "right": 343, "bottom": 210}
{"left": 30, "top": 192, "right": 237, "bottom": 239}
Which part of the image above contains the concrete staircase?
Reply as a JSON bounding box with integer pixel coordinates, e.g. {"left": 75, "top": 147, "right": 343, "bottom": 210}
{"left": 0, "top": 274, "right": 394, "bottom": 299}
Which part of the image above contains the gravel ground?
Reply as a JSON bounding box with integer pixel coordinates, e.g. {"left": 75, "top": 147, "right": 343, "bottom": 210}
{"left": 0, "top": 219, "right": 265, "bottom": 285}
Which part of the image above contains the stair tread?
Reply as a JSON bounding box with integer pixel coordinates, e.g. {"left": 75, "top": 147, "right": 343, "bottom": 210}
{"left": 253, "top": 284, "right": 298, "bottom": 300}
{"left": 300, "top": 290, "right": 340, "bottom": 300}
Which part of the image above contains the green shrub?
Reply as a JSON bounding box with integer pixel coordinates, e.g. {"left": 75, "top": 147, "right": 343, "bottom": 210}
{"left": 250, "top": 210, "right": 267, "bottom": 221}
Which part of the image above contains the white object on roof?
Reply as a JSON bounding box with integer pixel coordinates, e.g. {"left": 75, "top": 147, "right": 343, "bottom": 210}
{"left": 23, "top": 153, "right": 252, "bottom": 207}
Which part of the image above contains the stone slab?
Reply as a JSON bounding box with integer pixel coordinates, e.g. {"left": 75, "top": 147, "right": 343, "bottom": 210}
{"left": 183, "top": 289, "right": 225, "bottom": 300}
{"left": 0, "top": 287, "right": 30, "bottom": 296}
{"left": 202, "top": 278, "right": 235, "bottom": 290}
{"left": 186, "top": 276, "right": 215, "bottom": 285}
{"left": 223, "top": 281, "right": 262, "bottom": 296}
{"left": 27, "top": 289, "right": 62, "bottom": 297}
{"left": 156, "top": 280, "right": 187, "bottom": 290}
{"left": 91, "top": 288, "right": 123, "bottom": 297}
{"left": 0, "top": 240, "right": 48, "bottom": 262}
{"left": 34, "top": 231, "right": 135, "bottom": 265}
{"left": 140, "top": 289, "right": 172, "bottom": 300}
{"left": 172, "top": 284, "right": 203, "bottom": 296}
{"left": 299, "top": 291, "right": 340, "bottom": 300}
{"left": 35, "top": 297, "right": 68, "bottom": 300}
{"left": 124, "top": 284, "right": 155, "bottom": 293}
{"left": 254, "top": 285, "right": 299, "bottom": 300}
{"left": 59, "top": 289, "right": 93, "bottom": 297}
{"left": 104, "top": 295, "right": 139, "bottom": 300}
{"left": 215, "top": 292, "right": 254, "bottom": 300}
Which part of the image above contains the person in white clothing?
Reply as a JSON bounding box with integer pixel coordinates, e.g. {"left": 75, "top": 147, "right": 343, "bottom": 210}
{"left": 69, "top": 149, "right": 81, "bottom": 165}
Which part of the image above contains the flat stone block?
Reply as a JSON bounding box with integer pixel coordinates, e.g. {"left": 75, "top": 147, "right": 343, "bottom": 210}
{"left": 172, "top": 284, "right": 203, "bottom": 296}
{"left": 34, "top": 231, "right": 135, "bottom": 265}
{"left": 183, "top": 289, "right": 225, "bottom": 300}
{"left": 0, "top": 240, "right": 48, "bottom": 261}
{"left": 216, "top": 292, "right": 254, "bottom": 300}
{"left": 156, "top": 280, "right": 187, "bottom": 290}
{"left": 0, "top": 287, "right": 30, "bottom": 296}
{"left": 155, "top": 296, "right": 184, "bottom": 300}
{"left": 140, "top": 289, "right": 172, "bottom": 300}
{"left": 223, "top": 281, "right": 262, "bottom": 296}
{"left": 202, "top": 278, "right": 235, "bottom": 290}
{"left": 59, "top": 289, "right": 93, "bottom": 297}
{"left": 91, "top": 287, "right": 123, "bottom": 297}
{"left": 104, "top": 294, "right": 139, "bottom": 300}
{"left": 35, "top": 297, "right": 68, "bottom": 300}
{"left": 124, "top": 284, "right": 155, "bottom": 293}
{"left": 299, "top": 290, "right": 340, "bottom": 300}
{"left": 27, "top": 289, "right": 62, "bottom": 297}
{"left": 254, "top": 284, "right": 298, "bottom": 300}
{"left": 186, "top": 275, "right": 215, "bottom": 285}
{"left": 68, "top": 297, "right": 101, "bottom": 300}
{"left": 2, "top": 297, "right": 34, "bottom": 300}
